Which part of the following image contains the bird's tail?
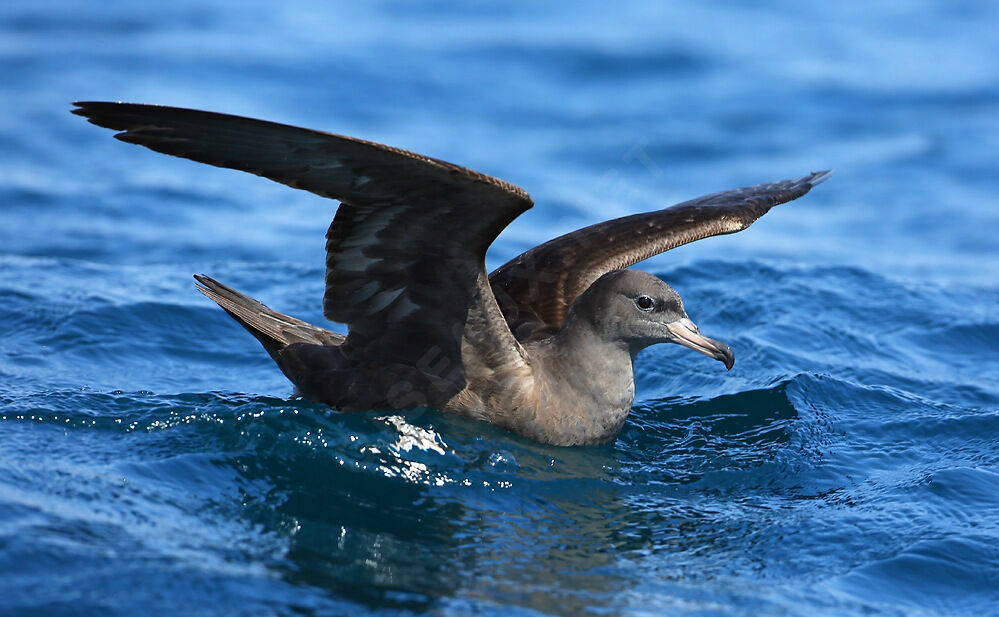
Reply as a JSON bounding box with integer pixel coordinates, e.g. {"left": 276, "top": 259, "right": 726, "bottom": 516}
{"left": 193, "top": 274, "right": 345, "bottom": 363}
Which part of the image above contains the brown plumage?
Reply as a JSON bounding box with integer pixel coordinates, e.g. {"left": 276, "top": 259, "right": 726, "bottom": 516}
{"left": 72, "top": 101, "right": 829, "bottom": 445}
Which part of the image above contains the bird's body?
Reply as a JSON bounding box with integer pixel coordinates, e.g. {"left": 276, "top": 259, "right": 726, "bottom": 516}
{"left": 73, "top": 102, "right": 829, "bottom": 445}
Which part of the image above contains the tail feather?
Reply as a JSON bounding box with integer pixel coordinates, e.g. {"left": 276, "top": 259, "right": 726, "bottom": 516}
{"left": 194, "top": 274, "right": 344, "bottom": 361}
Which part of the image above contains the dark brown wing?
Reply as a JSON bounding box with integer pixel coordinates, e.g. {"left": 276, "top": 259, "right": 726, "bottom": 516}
{"left": 488, "top": 171, "right": 831, "bottom": 336}
{"left": 73, "top": 102, "right": 534, "bottom": 407}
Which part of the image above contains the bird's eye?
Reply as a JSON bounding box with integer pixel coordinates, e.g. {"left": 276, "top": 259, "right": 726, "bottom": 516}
{"left": 635, "top": 295, "right": 654, "bottom": 311}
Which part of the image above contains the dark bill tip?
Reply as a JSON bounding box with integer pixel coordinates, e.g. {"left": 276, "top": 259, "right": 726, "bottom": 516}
{"left": 666, "top": 318, "right": 735, "bottom": 371}
{"left": 718, "top": 342, "right": 735, "bottom": 371}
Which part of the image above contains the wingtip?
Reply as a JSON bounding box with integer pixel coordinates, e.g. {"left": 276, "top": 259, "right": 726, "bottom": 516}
{"left": 70, "top": 100, "right": 111, "bottom": 114}
{"left": 69, "top": 101, "right": 126, "bottom": 128}
{"left": 70, "top": 101, "right": 154, "bottom": 128}
{"left": 193, "top": 274, "right": 226, "bottom": 302}
{"left": 70, "top": 101, "right": 95, "bottom": 118}
{"left": 193, "top": 274, "right": 242, "bottom": 298}
{"left": 809, "top": 169, "right": 834, "bottom": 186}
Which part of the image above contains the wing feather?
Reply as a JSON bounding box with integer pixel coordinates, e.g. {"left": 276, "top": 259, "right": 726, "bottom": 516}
{"left": 73, "top": 102, "right": 534, "bottom": 407}
{"left": 488, "top": 171, "right": 831, "bottom": 334}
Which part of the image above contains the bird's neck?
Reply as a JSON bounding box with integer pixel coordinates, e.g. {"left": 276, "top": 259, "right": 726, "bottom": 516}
{"left": 528, "top": 319, "right": 636, "bottom": 445}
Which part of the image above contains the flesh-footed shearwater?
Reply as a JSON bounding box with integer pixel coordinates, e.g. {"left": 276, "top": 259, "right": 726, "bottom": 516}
{"left": 72, "top": 102, "right": 829, "bottom": 446}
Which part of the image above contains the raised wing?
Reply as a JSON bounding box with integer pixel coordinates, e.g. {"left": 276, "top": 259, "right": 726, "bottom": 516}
{"left": 489, "top": 171, "right": 831, "bottom": 337}
{"left": 73, "top": 102, "right": 534, "bottom": 407}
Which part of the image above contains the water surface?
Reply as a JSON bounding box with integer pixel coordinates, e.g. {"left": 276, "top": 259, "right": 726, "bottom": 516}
{"left": 2, "top": 1, "right": 998, "bottom": 615}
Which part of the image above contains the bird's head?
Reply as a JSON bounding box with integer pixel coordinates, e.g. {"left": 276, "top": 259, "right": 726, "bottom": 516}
{"left": 569, "top": 269, "right": 734, "bottom": 369}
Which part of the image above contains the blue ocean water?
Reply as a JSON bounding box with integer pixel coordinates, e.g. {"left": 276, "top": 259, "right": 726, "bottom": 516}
{"left": 2, "top": 1, "right": 999, "bottom": 615}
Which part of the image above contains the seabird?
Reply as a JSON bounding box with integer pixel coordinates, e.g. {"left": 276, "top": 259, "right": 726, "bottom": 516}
{"left": 72, "top": 102, "right": 829, "bottom": 446}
